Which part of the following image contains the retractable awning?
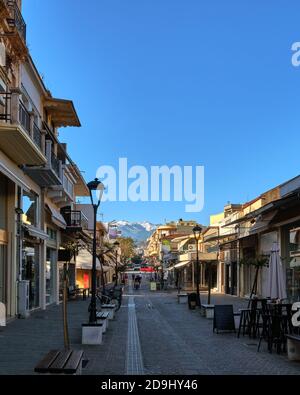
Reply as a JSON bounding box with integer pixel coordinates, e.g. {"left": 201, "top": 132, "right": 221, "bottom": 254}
{"left": 46, "top": 204, "right": 67, "bottom": 229}
{"left": 24, "top": 224, "right": 49, "bottom": 240}
{"left": 76, "top": 249, "right": 101, "bottom": 270}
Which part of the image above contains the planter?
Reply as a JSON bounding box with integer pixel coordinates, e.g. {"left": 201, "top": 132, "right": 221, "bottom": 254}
{"left": 82, "top": 323, "right": 103, "bottom": 345}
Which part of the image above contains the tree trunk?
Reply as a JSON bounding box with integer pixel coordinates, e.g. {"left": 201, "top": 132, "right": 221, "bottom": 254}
{"left": 63, "top": 262, "right": 70, "bottom": 350}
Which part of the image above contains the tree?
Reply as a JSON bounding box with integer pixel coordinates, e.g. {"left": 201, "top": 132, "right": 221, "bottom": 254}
{"left": 116, "top": 237, "right": 135, "bottom": 265}
{"left": 239, "top": 254, "right": 269, "bottom": 306}
{"left": 60, "top": 241, "right": 78, "bottom": 350}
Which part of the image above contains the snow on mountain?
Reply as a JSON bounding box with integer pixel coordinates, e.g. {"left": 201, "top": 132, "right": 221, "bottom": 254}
{"left": 106, "top": 221, "right": 157, "bottom": 242}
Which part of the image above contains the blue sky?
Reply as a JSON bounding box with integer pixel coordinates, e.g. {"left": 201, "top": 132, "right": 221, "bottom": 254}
{"left": 23, "top": 0, "right": 300, "bottom": 225}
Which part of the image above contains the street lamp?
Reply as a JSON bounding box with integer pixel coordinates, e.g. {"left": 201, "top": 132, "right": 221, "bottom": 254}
{"left": 193, "top": 225, "right": 202, "bottom": 307}
{"left": 87, "top": 178, "right": 104, "bottom": 324}
{"left": 114, "top": 241, "right": 120, "bottom": 286}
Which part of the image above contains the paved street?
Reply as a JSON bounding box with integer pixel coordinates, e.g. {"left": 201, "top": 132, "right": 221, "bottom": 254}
{"left": 0, "top": 278, "right": 300, "bottom": 375}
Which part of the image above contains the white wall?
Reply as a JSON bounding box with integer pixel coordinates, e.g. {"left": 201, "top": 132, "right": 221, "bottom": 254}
{"left": 20, "top": 64, "right": 42, "bottom": 116}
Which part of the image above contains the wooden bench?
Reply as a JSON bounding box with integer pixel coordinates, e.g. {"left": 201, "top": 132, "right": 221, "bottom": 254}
{"left": 34, "top": 349, "right": 83, "bottom": 375}
{"left": 96, "top": 311, "right": 110, "bottom": 332}
{"left": 286, "top": 335, "right": 300, "bottom": 361}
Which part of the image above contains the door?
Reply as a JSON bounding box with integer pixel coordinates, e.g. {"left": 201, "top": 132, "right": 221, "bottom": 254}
{"left": 0, "top": 244, "right": 7, "bottom": 305}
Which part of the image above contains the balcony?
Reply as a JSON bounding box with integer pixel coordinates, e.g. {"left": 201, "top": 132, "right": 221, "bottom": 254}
{"left": 46, "top": 167, "right": 75, "bottom": 207}
{"left": 0, "top": 91, "right": 46, "bottom": 165}
{"left": 6, "top": 0, "right": 26, "bottom": 42}
{"left": 61, "top": 210, "right": 89, "bottom": 232}
{"left": 22, "top": 139, "right": 63, "bottom": 187}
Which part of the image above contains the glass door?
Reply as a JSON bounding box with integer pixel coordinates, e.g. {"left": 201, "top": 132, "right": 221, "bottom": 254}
{"left": 23, "top": 243, "right": 39, "bottom": 309}
{"left": 46, "top": 248, "right": 56, "bottom": 305}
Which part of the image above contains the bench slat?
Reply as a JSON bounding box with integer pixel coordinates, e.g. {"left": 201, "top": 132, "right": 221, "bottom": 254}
{"left": 63, "top": 350, "right": 83, "bottom": 374}
{"left": 34, "top": 350, "right": 60, "bottom": 373}
{"left": 286, "top": 335, "right": 300, "bottom": 341}
{"left": 48, "top": 350, "right": 72, "bottom": 373}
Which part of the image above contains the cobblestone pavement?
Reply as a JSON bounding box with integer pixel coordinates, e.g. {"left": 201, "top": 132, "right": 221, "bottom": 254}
{"left": 0, "top": 278, "right": 300, "bottom": 374}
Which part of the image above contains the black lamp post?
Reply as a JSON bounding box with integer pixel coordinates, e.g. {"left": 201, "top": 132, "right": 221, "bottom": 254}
{"left": 114, "top": 241, "right": 120, "bottom": 286}
{"left": 87, "top": 178, "right": 104, "bottom": 324}
{"left": 193, "top": 225, "right": 202, "bottom": 307}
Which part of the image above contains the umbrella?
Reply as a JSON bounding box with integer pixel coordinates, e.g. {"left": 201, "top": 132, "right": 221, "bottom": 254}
{"left": 267, "top": 242, "right": 287, "bottom": 300}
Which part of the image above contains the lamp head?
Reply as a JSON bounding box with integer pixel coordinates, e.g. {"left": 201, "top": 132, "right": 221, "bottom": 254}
{"left": 87, "top": 178, "right": 105, "bottom": 206}
{"left": 193, "top": 225, "right": 202, "bottom": 240}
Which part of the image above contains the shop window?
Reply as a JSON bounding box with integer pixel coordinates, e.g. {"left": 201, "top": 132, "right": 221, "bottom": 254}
{"left": 22, "top": 190, "right": 38, "bottom": 226}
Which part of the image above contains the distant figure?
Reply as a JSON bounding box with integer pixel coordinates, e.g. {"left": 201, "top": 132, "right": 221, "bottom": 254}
{"left": 134, "top": 277, "right": 140, "bottom": 290}
{"left": 132, "top": 274, "right": 135, "bottom": 281}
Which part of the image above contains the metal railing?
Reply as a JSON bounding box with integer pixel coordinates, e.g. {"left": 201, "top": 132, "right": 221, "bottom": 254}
{"left": 51, "top": 151, "right": 60, "bottom": 177}
{"left": 0, "top": 92, "right": 11, "bottom": 121}
{"left": 6, "top": 1, "right": 26, "bottom": 42}
{"left": 63, "top": 172, "right": 74, "bottom": 197}
{"left": 33, "top": 122, "right": 42, "bottom": 150}
{"left": 62, "top": 210, "right": 89, "bottom": 230}
{"left": 18, "top": 100, "right": 30, "bottom": 134}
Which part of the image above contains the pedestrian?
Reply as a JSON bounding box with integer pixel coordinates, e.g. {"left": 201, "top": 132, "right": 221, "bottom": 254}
{"left": 132, "top": 274, "right": 135, "bottom": 281}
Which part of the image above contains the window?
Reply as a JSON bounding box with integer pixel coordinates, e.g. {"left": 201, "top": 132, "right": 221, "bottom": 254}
{"left": 22, "top": 190, "right": 38, "bottom": 227}
{"left": 47, "top": 227, "right": 57, "bottom": 241}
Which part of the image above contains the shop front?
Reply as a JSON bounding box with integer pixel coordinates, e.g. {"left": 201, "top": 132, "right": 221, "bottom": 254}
{"left": 281, "top": 221, "right": 300, "bottom": 302}
{"left": 22, "top": 241, "right": 40, "bottom": 310}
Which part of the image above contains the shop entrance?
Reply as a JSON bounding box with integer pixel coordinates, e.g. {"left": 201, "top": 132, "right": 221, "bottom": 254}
{"left": 23, "top": 243, "right": 39, "bottom": 310}
{"left": 46, "top": 248, "right": 56, "bottom": 305}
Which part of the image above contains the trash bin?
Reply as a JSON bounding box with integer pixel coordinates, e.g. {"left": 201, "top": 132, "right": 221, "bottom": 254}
{"left": 188, "top": 293, "right": 198, "bottom": 310}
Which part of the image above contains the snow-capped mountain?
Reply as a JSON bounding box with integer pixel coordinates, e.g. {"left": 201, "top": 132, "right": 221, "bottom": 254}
{"left": 106, "top": 221, "right": 157, "bottom": 243}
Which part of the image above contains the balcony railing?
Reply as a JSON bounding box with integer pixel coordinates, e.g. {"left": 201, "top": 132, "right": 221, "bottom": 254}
{"left": 19, "top": 100, "right": 30, "bottom": 133}
{"left": 63, "top": 172, "right": 74, "bottom": 197}
{"left": 0, "top": 92, "right": 11, "bottom": 121}
{"left": 51, "top": 151, "right": 60, "bottom": 177}
{"left": 0, "top": 92, "right": 43, "bottom": 151}
{"left": 62, "top": 210, "right": 88, "bottom": 230}
{"left": 6, "top": 0, "right": 26, "bottom": 42}
{"left": 33, "top": 122, "right": 42, "bottom": 150}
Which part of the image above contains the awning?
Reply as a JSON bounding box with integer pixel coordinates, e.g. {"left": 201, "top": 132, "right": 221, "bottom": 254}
{"left": 189, "top": 252, "right": 218, "bottom": 261}
{"left": 24, "top": 224, "right": 49, "bottom": 240}
{"left": 46, "top": 204, "right": 67, "bottom": 229}
{"left": 204, "top": 232, "right": 237, "bottom": 243}
{"left": 76, "top": 249, "right": 101, "bottom": 271}
{"left": 43, "top": 97, "right": 81, "bottom": 127}
{"left": 167, "top": 261, "right": 191, "bottom": 270}
{"left": 249, "top": 211, "right": 278, "bottom": 235}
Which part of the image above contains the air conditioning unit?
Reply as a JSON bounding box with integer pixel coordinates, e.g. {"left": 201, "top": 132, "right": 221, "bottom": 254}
{"left": 188, "top": 245, "right": 196, "bottom": 251}
{"left": 18, "top": 280, "right": 30, "bottom": 318}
